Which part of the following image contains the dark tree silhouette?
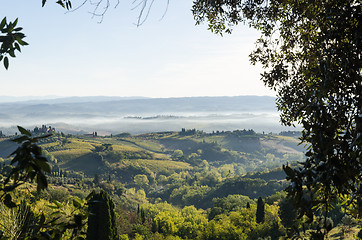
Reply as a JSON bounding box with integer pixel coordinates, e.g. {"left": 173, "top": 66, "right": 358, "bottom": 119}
{"left": 256, "top": 197, "right": 265, "bottom": 224}
{"left": 87, "top": 190, "right": 119, "bottom": 240}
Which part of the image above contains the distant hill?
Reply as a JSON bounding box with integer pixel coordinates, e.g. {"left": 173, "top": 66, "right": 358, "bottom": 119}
{"left": 0, "top": 96, "right": 148, "bottom": 103}
{"left": 0, "top": 95, "right": 276, "bottom": 113}
{"left": 0, "top": 95, "right": 299, "bottom": 134}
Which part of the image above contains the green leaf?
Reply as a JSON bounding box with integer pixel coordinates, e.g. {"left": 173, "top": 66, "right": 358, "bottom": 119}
{"left": 13, "top": 18, "right": 18, "bottom": 27}
{"left": 31, "top": 145, "right": 42, "bottom": 155}
{"left": 47, "top": 205, "right": 60, "bottom": 209}
{"left": 0, "top": 17, "right": 6, "bottom": 29}
{"left": 9, "top": 50, "right": 16, "bottom": 58}
{"left": 283, "top": 165, "right": 296, "bottom": 179}
{"left": 73, "top": 197, "right": 83, "bottom": 208}
{"left": 85, "top": 191, "right": 95, "bottom": 201}
{"left": 17, "top": 126, "right": 31, "bottom": 136}
{"left": 11, "top": 135, "right": 29, "bottom": 144}
{"left": 13, "top": 32, "right": 26, "bottom": 38}
{"left": 35, "top": 159, "right": 51, "bottom": 173}
{"left": 15, "top": 38, "right": 25, "bottom": 45}
{"left": 3, "top": 56, "right": 9, "bottom": 70}
{"left": 36, "top": 173, "right": 48, "bottom": 192}
{"left": 34, "top": 133, "right": 52, "bottom": 140}
{"left": 56, "top": 0, "right": 65, "bottom": 8}
{"left": 53, "top": 200, "right": 64, "bottom": 209}
{"left": 14, "top": 43, "right": 21, "bottom": 52}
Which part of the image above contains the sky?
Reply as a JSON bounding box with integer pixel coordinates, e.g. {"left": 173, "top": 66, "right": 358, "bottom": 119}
{"left": 0, "top": 0, "right": 275, "bottom": 98}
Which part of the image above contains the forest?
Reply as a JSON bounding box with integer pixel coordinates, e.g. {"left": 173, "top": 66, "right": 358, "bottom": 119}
{"left": 0, "top": 128, "right": 360, "bottom": 239}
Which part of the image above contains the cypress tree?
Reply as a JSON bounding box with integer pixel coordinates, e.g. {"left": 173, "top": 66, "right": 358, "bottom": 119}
{"left": 157, "top": 219, "right": 162, "bottom": 233}
{"left": 86, "top": 190, "right": 118, "bottom": 240}
{"left": 141, "top": 208, "right": 145, "bottom": 223}
{"left": 151, "top": 219, "right": 158, "bottom": 233}
{"left": 256, "top": 197, "right": 265, "bottom": 223}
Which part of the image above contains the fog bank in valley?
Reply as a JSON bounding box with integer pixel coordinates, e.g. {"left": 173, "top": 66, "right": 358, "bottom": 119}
{"left": 0, "top": 96, "right": 300, "bottom": 135}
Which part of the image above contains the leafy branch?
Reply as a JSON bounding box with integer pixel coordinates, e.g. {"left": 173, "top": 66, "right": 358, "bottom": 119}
{"left": 0, "top": 18, "right": 28, "bottom": 70}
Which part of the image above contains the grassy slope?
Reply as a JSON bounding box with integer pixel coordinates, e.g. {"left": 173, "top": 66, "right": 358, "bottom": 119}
{"left": 0, "top": 131, "right": 304, "bottom": 178}
{"left": 260, "top": 135, "right": 305, "bottom": 154}
{"left": 40, "top": 135, "right": 187, "bottom": 176}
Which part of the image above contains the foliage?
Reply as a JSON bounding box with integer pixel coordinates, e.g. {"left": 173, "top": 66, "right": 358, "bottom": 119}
{"left": 0, "top": 200, "right": 35, "bottom": 239}
{"left": 134, "top": 174, "right": 149, "bottom": 188}
{"left": 193, "top": 0, "right": 362, "bottom": 222}
{"left": 0, "top": 127, "right": 89, "bottom": 239}
{"left": 0, "top": 17, "right": 28, "bottom": 69}
{"left": 0, "top": 188, "right": 88, "bottom": 239}
{"left": 1, "top": 126, "right": 52, "bottom": 207}
{"left": 256, "top": 197, "right": 265, "bottom": 224}
{"left": 86, "top": 189, "right": 119, "bottom": 240}
{"left": 208, "top": 194, "right": 253, "bottom": 220}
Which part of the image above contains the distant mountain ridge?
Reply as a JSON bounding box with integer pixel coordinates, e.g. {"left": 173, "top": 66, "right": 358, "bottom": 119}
{"left": 0, "top": 96, "right": 149, "bottom": 104}
{"left": 0, "top": 95, "right": 276, "bottom": 114}
{"left": 0, "top": 95, "right": 289, "bottom": 135}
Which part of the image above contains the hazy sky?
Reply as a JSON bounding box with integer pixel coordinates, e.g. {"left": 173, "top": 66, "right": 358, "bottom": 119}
{"left": 1, "top": 0, "right": 275, "bottom": 98}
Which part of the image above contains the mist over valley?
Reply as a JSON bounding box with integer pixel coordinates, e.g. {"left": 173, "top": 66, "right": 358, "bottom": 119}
{"left": 0, "top": 95, "right": 299, "bottom": 135}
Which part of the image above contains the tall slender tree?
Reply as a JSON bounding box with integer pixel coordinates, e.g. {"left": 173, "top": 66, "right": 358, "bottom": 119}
{"left": 256, "top": 197, "right": 265, "bottom": 224}
{"left": 86, "top": 190, "right": 119, "bottom": 240}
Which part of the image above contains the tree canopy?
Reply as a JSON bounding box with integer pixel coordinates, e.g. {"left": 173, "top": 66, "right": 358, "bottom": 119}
{"left": 194, "top": 0, "right": 362, "bottom": 219}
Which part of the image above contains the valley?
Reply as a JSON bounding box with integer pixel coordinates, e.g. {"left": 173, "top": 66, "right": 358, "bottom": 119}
{"left": 0, "top": 128, "right": 358, "bottom": 239}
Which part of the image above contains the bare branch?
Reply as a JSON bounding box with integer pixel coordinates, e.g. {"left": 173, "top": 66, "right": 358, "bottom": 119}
{"left": 66, "top": 0, "right": 88, "bottom": 13}
{"left": 132, "top": 0, "right": 156, "bottom": 26}
{"left": 64, "top": 0, "right": 168, "bottom": 25}
{"left": 159, "top": 0, "right": 169, "bottom": 21}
